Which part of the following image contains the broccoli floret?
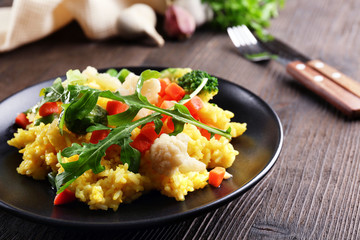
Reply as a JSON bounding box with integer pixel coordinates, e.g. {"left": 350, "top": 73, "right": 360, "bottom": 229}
{"left": 177, "top": 70, "right": 218, "bottom": 95}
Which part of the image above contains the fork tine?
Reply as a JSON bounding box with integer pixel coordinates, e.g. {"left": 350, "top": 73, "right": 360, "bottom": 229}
{"left": 240, "top": 25, "right": 258, "bottom": 45}
{"left": 227, "top": 27, "right": 245, "bottom": 47}
{"left": 233, "top": 26, "right": 249, "bottom": 46}
{"left": 227, "top": 25, "right": 257, "bottom": 49}
{"left": 227, "top": 25, "right": 272, "bottom": 62}
{"left": 235, "top": 26, "right": 253, "bottom": 46}
{"left": 227, "top": 27, "right": 241, "bottom": 47}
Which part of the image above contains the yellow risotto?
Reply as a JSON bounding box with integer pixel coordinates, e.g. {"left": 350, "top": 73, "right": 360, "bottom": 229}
{"left": 7, "top": 67, "right": 246, "bottom": 211}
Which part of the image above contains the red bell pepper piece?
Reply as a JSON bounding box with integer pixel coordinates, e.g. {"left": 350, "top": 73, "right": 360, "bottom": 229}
{"left": 106, "top": 100, "right": 128, "bottom": 115}
{"left": 90, "top": 130, "right": 110, "bottom": 144}
{"left": 158, "top": 78, "right": 170, "bottom": 97}
{"left": 209, "top": 167, "right": 226, "bottom": 187}
{"left": 164, "top": 82, "right": 185, "bottom": 101}
{"left": 15, "top": 112, "right": 30, "bottom": 129}
{"left": 39, "top": 102, "right": 59, "bottom": 117}
{"left": 184, "top": 96, "right": 203, "bottom": 120}
{"left": 53, "top": 189, "right": 76, "bottom": 205}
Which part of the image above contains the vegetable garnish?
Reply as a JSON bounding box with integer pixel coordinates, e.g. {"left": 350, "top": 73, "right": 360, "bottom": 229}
{"left": 177, "top": 70, "right": 218, "bottom": 96}
{"left": 51, "top": 69, "right": 231, "bottom": 194}
{"left": 53, "top": 189, "right": 76, "bottom": 205}
{"left": 39, "top": 102, "right": 60, "bottom": 117}
{"left": 15, "top": 112, "right": 30, "bottom": 129}
{"left": 209, "top": 167, "right": 226, "bottom": 187}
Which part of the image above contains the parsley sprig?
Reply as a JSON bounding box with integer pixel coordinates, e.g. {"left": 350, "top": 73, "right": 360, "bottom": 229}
{"left": 203, "top": 0, "right": 285, "bottom": 39}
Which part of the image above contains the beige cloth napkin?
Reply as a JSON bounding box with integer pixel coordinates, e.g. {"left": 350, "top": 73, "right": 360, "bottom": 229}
{"left": 0, "top": 0, "right": 167, "bottom": 53}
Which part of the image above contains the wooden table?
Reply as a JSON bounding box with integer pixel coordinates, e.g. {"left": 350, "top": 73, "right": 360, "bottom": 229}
{"left": 1, "top": 0, "right": 360, "bottom": 239}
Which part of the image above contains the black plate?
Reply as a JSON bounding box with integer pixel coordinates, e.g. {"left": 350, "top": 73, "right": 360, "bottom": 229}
{"left": 0, "top": 67, "right": 283, "bottom": 229}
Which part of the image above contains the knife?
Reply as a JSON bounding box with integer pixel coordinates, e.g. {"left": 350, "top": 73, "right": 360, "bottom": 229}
{"left": 259, "top": 37, "right": 360, "bottom": 117}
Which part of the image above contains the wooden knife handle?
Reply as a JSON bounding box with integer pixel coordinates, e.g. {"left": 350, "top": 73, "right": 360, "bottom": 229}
{"left": 307, "top": 59, "right": 360, "bottom": 98}
{"left": 286, "top": 61, "right": 360, "bottom": 117}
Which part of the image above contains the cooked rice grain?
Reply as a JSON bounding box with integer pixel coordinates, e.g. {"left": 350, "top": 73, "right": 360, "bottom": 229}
{"left": 8, "top": 121, "right": 88, "bottom": 179}
{"left": 69, "top": 164, "right": 150, "bottom": 211}
{"left": 183, "top": 124, "right": 239, "bottom": 168}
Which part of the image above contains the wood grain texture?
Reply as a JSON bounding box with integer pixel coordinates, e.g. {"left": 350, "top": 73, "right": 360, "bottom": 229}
{"left": 1, "top": 0, "right": 360, "bottom": 239}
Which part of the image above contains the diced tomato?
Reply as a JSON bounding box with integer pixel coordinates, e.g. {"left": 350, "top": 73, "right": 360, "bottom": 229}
{"left": 105, "top": 144, "right": 121, "bottom": 156}
{"left": 91, "top": 130, "right": 119, "bottom": 156}
{"left": 39, "top": 102, "right": 59, "bottom": 117}
{"left": 209, "top": 167, "right": 226, "bottom": 187}
{"left": 184, "top": 96, "right": 204, "bottom": 120}
{"left": 160, "top": 116, "right": 174, "bottom": 134}
{"left": 130, "top": 122, "right": 161, "bottom": 153}
{"left": 158, "top": 78, "right": 170, "bottom": 97}
{"left": 107, "top": 144, "right": 120, "bottom": 152}
{"left": 53, "top": 189, "right": 76, "bottom": 205}
{"left": 15, "top": 112, "right": 30, "bottom": 129}
{"left": 130, "top": 134, "right": 153, "bottom": 153}
{"left": 164, "top": 82, "right": 185, "bottom": 101}
{"left": 200, "top": 128, "right": 211, "bottom": 140}
{"left": 199, "top": 128, "right": 221, "bottom": 141}
{"left": 106, "top": 100, "right": 128, "bottom": 115}
{"left": 140, "top": 122, "right": 158, "bottom": 142}
{"left": 90, "top": 130, "right": 110, "bottom": 144}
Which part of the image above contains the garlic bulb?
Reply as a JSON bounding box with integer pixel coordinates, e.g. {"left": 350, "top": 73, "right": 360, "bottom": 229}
{"left": 117, "top": 3, "right": 164, "bottom": 46}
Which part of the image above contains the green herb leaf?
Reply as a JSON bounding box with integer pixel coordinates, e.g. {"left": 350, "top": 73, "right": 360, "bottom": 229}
{"left": 64, "top": 89, "right": 108, "bottom": 134}
{"left": 34, "top": 114, "right": 56, "bottom": 126}
{"left": 202, "top": 0, "right": 285, "bottom": 40}
{"left": 39, "top": 78, "right": 65, "bottom": 104}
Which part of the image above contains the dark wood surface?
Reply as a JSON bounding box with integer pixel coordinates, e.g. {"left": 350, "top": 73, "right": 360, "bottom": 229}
{"left": 1, "top": 0, "right": 360, "bottom": 239}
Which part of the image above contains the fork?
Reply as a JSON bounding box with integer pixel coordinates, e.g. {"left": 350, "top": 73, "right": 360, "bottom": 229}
{"left": 227, "top": 25, "right": 276, "bottom": 62}
{"left": 227, "top": 25, "right": 360, "bottom": 117}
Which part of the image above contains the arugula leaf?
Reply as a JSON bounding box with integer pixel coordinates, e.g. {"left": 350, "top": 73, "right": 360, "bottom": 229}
{"left": 34, "top": 114, "right": 56, "bottom": 126}
{"left": 55, "top": 113, "right": 159, "bottom": 193}
{"left": 64, "top": 89, "right": 108, "bottom": 134}
{"left": 107, "top": 105, "right": 139, "bottom": 126}
{"left": 39, "top": 78, "right": 88, "bottom": 109}
{"left": 39, "top": 78, "right": 65, "bottom": 104}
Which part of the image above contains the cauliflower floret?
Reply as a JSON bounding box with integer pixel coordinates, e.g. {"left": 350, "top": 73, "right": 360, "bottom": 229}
{"left": 141, "top": 78, "right": 161, "bottom": 104}
{"left": 149, "top": 133, "right": 206, "bottom": 176}
{"left": 122, "top": 73, "right": 161, "bottom": 104}
{"left": 122, "top": 73, "right": 139, "bottom": 94}
{"left": 117, "top": 87, "right": 130, "bottom": 96}
{"left": 82, "top": 66, "right": 122, "bottom": 91}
